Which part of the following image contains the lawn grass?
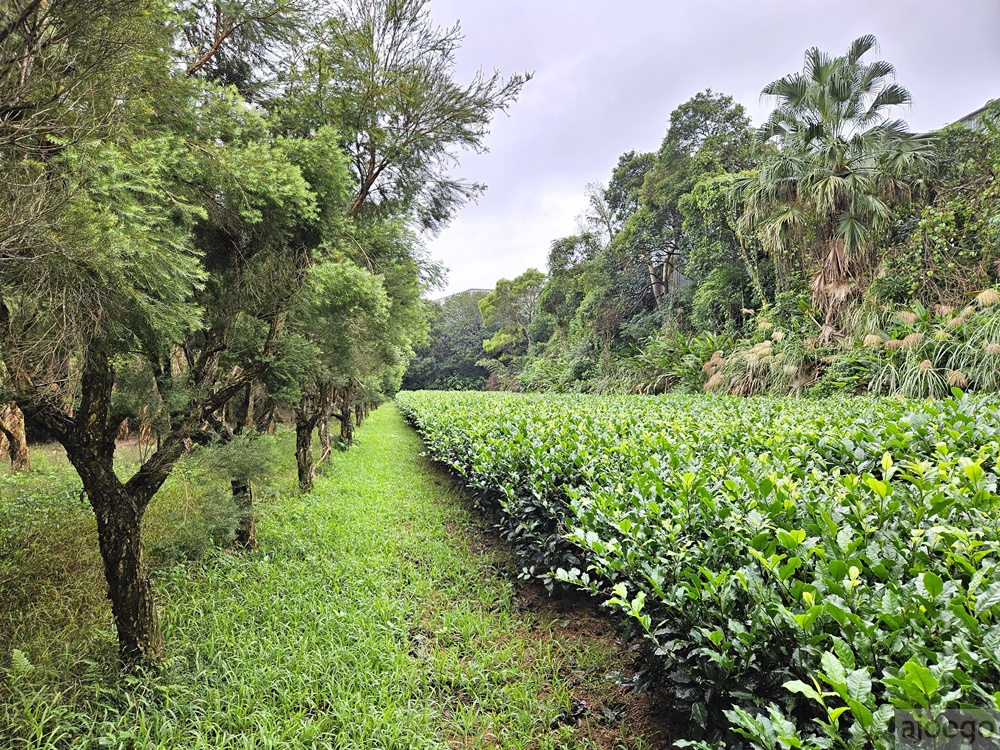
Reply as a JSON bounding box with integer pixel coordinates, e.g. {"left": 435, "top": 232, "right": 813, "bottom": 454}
{"left": 1, "top": 406, "right": 663, "bottom": 749}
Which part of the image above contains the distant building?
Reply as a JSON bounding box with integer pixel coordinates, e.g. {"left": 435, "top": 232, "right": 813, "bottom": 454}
{"left": 953, "top": 100, "right": 996, "bottom": 130}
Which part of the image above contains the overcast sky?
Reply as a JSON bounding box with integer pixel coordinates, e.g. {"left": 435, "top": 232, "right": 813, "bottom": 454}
{"left": 422, "top": 0, "right": 1000, "bottom": 296}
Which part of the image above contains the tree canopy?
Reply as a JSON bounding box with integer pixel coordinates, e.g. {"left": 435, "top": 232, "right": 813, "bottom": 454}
{"left": 736, "top": 35, "right": 937, "bottom": 336}
{"left": 0, "top": 0, "right": 525, "bottom": 664}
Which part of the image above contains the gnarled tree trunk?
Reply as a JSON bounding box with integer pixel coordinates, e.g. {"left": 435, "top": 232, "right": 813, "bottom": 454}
{"left": 335, "top": 382, "right": 355, "bottom": 446}
{"left": 0, "top": 403, "right": 30, "bottom": 472}
{"left": 87, "top": 478, "right": 163, "bottom": 663}
{"left": 229, "top": 383, "right": 257, "bottom": 550}
{"left": 340, "top": 402, "right": 354, "bottom": 445}
{"left": 295, "top": 381, "right": 337, "bottom": 491}
{"left": 232, "top": 479, "right": 256, "bottom": 549}
{"left": 318, "top": 418, "right": 332, "bottom": 464}
{"left": 58, "top": 348, "right": 175, "bottom": 665}
{"left": 295, "top": 413, "right": 318, "bottom": 492}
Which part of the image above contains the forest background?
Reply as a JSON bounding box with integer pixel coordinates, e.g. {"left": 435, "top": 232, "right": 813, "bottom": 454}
{"left": 404, "top": 40, "right": 1000, "bottom": 402}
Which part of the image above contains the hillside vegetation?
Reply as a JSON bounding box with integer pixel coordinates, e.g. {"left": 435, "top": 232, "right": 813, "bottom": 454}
{"left": 407, "top": 37, "right": 1000, "bottom": 399}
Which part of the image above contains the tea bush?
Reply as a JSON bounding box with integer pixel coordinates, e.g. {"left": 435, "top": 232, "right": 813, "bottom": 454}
{"left": 397, "top": 390, "right": 1000, "bottom": 748}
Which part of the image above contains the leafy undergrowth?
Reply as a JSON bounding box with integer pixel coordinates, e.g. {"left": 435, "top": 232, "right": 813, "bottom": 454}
{"left": 1, "top": 408, "right": 667, "bottom": 749}
{"left": 397, "top": 390, "right": 1000, "bottom": 749}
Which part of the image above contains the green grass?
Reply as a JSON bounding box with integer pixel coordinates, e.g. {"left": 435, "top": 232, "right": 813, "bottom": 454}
{"left": 1, "top": 407, "right": 659, "bottom": 749}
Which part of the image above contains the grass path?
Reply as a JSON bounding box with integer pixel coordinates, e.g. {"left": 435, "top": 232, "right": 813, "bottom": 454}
{"left": 3, "top": 406, "right": 662, "bottom": 749}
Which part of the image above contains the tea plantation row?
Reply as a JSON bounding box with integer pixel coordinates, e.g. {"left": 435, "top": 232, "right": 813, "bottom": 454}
{"left": 396, "top": 391, "right": 1000, "bottom": 749}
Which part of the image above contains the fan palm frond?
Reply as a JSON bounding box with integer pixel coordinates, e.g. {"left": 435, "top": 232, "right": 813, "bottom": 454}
{"left": 748, "top": 35, "right": 933, "bottom": 328}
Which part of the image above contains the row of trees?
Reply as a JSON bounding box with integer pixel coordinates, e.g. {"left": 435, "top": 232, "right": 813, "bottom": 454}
{"left": 421, "top": 36, "right": 998, "bottom": 395}
{"left": 0, "top": 0, "right": 525, "bottom": 664}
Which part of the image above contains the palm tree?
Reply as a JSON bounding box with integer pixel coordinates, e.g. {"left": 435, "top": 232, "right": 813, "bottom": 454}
{"left": 737, "top": 35, "right": 935, "bottom": 338}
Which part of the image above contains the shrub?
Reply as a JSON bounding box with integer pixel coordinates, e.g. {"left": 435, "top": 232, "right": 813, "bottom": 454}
{"left": 398, "top": 390, "right": 1000, "bottom": 748}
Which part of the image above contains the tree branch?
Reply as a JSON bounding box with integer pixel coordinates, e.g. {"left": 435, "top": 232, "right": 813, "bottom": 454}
{"left": 0, "top": 0, "right": 45, "bottom": 48}
{"left": 185, "top": 6, "right": 286, "bottom": 77}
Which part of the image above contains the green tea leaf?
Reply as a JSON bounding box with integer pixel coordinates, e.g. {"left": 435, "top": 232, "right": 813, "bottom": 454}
{"left": 922, "top": 572, "right": 944, "bottom": 600}
{"left": 975, "top": 582, "right": 1000, "bottom": 616}
{"left": 846, "top": 668, "right": 872, "bottom": 703}
{"left": 820, "top": 651, "right": 847, "bottom": 691}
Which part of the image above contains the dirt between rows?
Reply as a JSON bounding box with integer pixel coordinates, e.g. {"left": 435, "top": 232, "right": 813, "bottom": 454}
{"left": 514, "top": 580, "right": 676, "bottom": 748}
{"left": 425, "top": 465, "right": 678, "bottom": 749}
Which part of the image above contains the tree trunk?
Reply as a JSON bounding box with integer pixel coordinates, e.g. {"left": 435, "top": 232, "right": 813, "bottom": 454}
{"left": 296, "top": 415, "right": 317, "bottom": 493}
{"left": 3, "top": 317, "right": 273, "bottom": 667}
{"left": 648, "top": 264, "right": 665, "bottom": 308}
{"left": 340, "top": 403, "right": 354, "bottom": 446}
{"left": 0, "top": 403, "right": 30, "bottom": 472}
{"left": 230, "top": 383, "right": 257, "bottom": 550}
{"left": 232, "top": 479, "right": 256, "bottom": 550}
{"left": 253, "top": 388, "right": 275, "bottom": 434}
{"left": 812, "top": 238, "right": 852, "bottom": 343}
{"left": 61, "top": 347, "right": 166, "bottom": 666}
{"left": 92, "top": 489, "right": 162, "bottom": 664}
{"left": 253, "top": 395, "right": 277, "bottom": 435}
{"left": 318, "top": 419, "right": 332, "bottom": 464}
{"left": 138, "top": 407, "right": 153, "bottom": 450}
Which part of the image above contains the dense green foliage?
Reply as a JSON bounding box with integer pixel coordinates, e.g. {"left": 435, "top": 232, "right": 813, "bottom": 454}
{"left": 446, "top": 39, "right": 1000, "bottom": 398}
{"left": 4, "top": 6, "right": 999, "bottom": 746}
{"left": 2, "top": 410, "right": 661, "bottom": 748}
{"left": 398, "top": 390, "right": 1000, "bottom": 748}
{"left": 0, "top": 0, "right": 524, "bottom": 662}
{"left": 403, "top": 290, "right": 497, "bottom": 391}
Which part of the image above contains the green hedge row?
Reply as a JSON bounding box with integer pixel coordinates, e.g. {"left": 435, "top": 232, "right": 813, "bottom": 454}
{"left": 397, "top": 391, "right": 1000, "bottom": 749}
